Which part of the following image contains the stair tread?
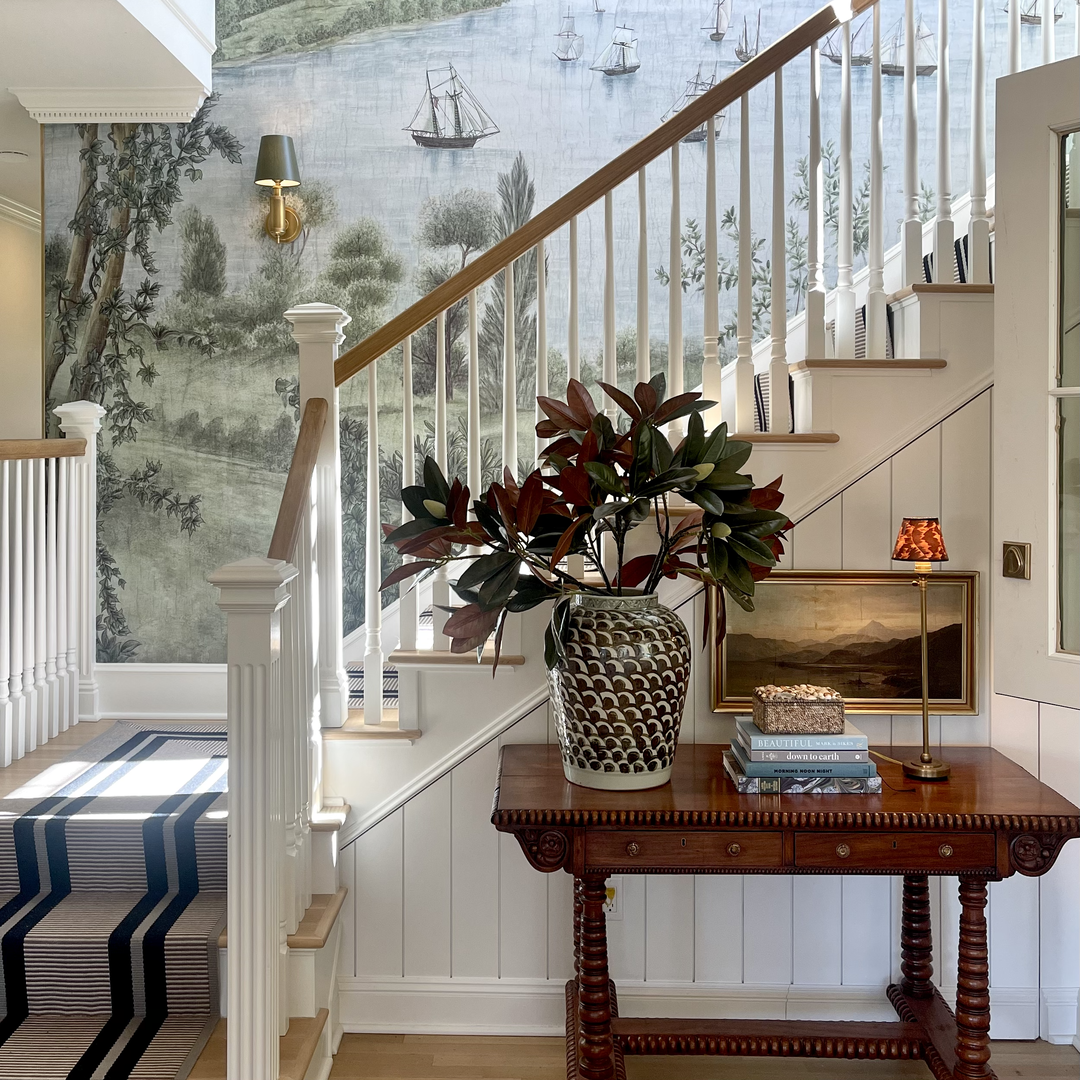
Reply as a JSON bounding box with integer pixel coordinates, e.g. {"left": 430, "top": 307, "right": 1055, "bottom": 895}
{"left": 190, "top": 1009, "right": 329, "bottom": 1080}
{"left": 219, "top": 887, "right": 348, "bottom": 950}
{"left": 792, "top": 358, "right": 947, "bottom": 371}
{"left": 326, "top": 712, "right": 422, "bottom": 741}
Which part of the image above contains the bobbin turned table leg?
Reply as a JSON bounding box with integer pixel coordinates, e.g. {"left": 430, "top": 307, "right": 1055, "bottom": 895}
{"left": 575, "top": 873, "right": 614, "bottom": 1080}
{"left": 955, "top": 877, "right": 991, "bottom": 1079}
{"left": 901, "top": 873, "right": 934, "bottom": 998}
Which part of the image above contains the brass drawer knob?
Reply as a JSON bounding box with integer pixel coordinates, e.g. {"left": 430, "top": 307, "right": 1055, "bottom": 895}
{"left": 626, "top": 841, "right": 640, "bottom": 857}
{"left": 939, "top": 843, "right": 954, "bottom": 859}
{"left": 727, "top": 842, "right": 742, "bottom": 857}
{"left": 836, "top": 843, "right": 851, "bottom": 859}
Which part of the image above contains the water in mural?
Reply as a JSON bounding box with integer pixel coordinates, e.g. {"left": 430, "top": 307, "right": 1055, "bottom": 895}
{"left": 42, "top": 0, "right": 1066, "bottom": 663}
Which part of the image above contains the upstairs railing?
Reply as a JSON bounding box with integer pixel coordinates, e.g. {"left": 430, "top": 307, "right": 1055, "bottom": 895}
{"left": 1, "top": 403, "right": 104, "bottom": 765}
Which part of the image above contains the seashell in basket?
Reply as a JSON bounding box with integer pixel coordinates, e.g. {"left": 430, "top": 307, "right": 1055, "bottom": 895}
{"left": 752, "top": 684, "right": 845, "bottom": 734}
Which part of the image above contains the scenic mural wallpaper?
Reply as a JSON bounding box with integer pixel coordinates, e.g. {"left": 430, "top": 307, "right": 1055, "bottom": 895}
{"left": 42, "top": 0, "right": 1041, "bottom": 663}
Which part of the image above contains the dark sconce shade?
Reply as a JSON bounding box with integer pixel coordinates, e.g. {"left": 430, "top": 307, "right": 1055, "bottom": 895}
{"left": 254, "top": 135, "right": 301, "bottom": 188}
{"left": 892, "top": 517, "right": 949, "bottom": 562}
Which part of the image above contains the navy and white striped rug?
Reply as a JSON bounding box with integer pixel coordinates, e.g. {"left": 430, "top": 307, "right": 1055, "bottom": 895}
{"left": 0, "top": 723, "right": 227, "bottom": 1078}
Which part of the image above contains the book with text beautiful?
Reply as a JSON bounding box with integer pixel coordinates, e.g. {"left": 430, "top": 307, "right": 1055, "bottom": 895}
{"left": 735, "top": 717, "right": 869, "bottom": 751}
{"left": 729, "top": 740, "right": 877, "bottom": 778}
{"left": 734, "top": 729, "right": 868, "bottom": 763}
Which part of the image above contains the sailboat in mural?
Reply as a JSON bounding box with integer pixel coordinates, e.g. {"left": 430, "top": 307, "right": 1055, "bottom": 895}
{"left": 1003, "top": 0, "right": 1063, "bottom": 23}
{"left": 821, "top": 15, "right": 873, "bottom": 66}
{"left": 591, "top": 25, "right": 640, "bottom": 76}
{"left": 592, "top": 0, "right": 605, "bottom": 12}
{"left": 734, "top": 11, "right": 762, "bottom": 63}
{"left": 881, "top": 15, "right": 938, "bottom": 77}
{"left": 406, "top": 65, "right": 499, "bottom": 149}
{"left": 553, "top": 9, "right": 585, "bottom": 62}
{"left": 703, "top": 0, "right": 732, "bottom": 42}
{"left": 663, "top": 69, "right": 726, "bottom": 142}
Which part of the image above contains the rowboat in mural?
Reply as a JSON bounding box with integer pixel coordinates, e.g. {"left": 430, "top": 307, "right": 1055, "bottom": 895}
{"left": 1003, "top": 0, "right": 1063, "bottom": 23}
{"left": 703, "top": 0, "right": 732, "bottom": 42}
{"left": 554, "top": 9, "right": 585, "bottom": 62}
{"left": 663, "top": 69, "right": 726, "bottom": 142}
{"left": 821, "top": 16, "right": 873, "bottom": 66}
{"left": 591, "top": 25, "right": 641, "bottom": 76}
{"left": 734, "top": 11, "right": 762, "bottom": 63}
{"left": 881, "top": 16, "right": 938, "bottom": 76}
{"left": 405, "top": 65, "right": 499, "bottom": 148}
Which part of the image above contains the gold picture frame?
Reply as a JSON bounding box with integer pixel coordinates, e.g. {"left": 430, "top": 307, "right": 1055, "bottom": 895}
{"left": 711, "top": 570, "right": 979, "bottom": 714}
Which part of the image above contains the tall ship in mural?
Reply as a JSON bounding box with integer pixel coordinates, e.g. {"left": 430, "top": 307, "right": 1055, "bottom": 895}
{"left": 734, "top": 11, "right": 762, "bottom": 63}
{"left": 1004, "top": 0, "right": 1063, "bottom": 24}
{"left": 554, "top": 9, "right": 585, "bottom": 62}
{"left": 406, "top": 64, "right": 499, "bottom": 148}
{"left": 703, "top": 0, "right": 732, "bottom": 42}
{"left": 591, "top": 25, "right": 641, "bottom": 75}
{"left": 663, "top": 69, "right": 725, "bottom": 142}
{"left": 821, "top": 16, "right": 873, "bottom": 66}
{"left": 881, "top": 16, "right": 938, "bottom": 76}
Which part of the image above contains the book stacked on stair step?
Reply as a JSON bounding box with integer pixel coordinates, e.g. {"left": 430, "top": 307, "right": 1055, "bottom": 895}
{"left": 724, "top": 717, "right": 881, "bottom": 794}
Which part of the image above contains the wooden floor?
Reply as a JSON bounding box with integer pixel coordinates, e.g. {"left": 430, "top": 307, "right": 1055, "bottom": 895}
{"left": 0, "top": 718, "right": 117, "bottom": 797}
{"left": 329, "top": 1035, "right": 1079, "bottom": 1080}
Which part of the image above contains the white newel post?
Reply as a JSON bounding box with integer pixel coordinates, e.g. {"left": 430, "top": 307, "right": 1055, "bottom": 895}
{"left": 54, "top": 401, "right": 105, "bottom": 724}
{"left": 210, "top": 557, "right": 296, "bottom": 1080}
{"left": 285, "top": 303, "right": 351, "bottom": 729}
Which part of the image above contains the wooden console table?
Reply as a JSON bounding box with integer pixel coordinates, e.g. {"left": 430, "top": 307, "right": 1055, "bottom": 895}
{"left": 492, "top": 744, "right": 1080, "bottom": 1080}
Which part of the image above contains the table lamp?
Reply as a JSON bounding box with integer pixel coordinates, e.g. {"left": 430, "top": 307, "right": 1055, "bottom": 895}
{"left": 892, "top": 517, "right": 951, "bottom": 781}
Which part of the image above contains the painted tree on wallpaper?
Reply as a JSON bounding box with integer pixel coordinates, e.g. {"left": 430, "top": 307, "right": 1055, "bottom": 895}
{"left": 45, "top": 102, "right": 243, "bottom": 661}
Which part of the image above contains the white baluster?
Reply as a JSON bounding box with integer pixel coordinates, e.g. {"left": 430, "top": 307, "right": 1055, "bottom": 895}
{"left": 22, "top": 461, "right": 37, "bottom": 752}
{"left": 298, "top": 504, "right": 315, "bottom": 910}
{"left": 603, "top": 192, "right": 616, "bottom": 416}
{"left": 535, "top": 241, "right": 548, "bottom": 469}
{"left": 769, "top": 68, "right": 792, "bottom": 435}
{"left": 503, "top": 263, "right": 517, "bottom": 475}
{"left": 400, "top": 334, "right": 419, "bottom": 654}
{"left": 836, "top": 23, "right": 856, "bottom": 358}
{"left": 1008, "top": 0, "right": 1021, "bottom": 71}
{"left": 1043, "top": 0, "right": 1056, "bottom": 63}
{"left": 62, "top": 456, "right": 78, "bottom": 730}
{"left": 54, "top": 401, "right": 104, "bottom": 725}
{"left": 284, "top": 304, "right": 351, "bottom": 729}
{"left": 432, "top": 311, "right": 451, "bottom": 651}
{"left": 968, "top": 0, "right": 990, "bottom": 285}
{"left": 902, "top": 0, "right": 923, "bottom": 287}
{"left": 279, "top": 566, "right": 300, "bottom": 936}
{"left": 933, "top": 0, "right": 955, "bottom": 282}
{"left": 9, "top": 461, "right": 25, "bottom": 758}
{"left": 735, "top": 93, "right": 755, "bottom": 433}
{"left": 45, "top": 458, "right": 59, "bottom": 741}
{"left": 211, "top": 556, "right": 295, "bottom": 1080}
{"left": 867, "top": 4, "right": 888, "bottom": 357}
{"left": 637, "top": 169, "right": 650, "bottom": 387}
{"left": 0, "top": 462, "right": 11, "bottom": 766}
{"left": 55, "top": 457, "right": 69, "bottom": 733}
{"left": 668, "top": 143, "right": 684, "bottom": 419}
{"left": 702, "top": 119, "right": 722, "bottom": 425}
{"left": 1075, "top": 0, "right": 1079, "bottom": 57}
{"left": 568, "top": 217, "right": 580, "bottom": 385}
{"left": 806, "top": 41, "right": 827, "bottom": 360}
{"left": 32, "top": 459, "right": 47, "bottom": 747}
{"left": 364, "top": 362, "right": 384, "bottom": 726}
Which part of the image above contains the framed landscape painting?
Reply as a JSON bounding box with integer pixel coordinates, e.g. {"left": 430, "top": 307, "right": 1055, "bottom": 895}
{"left": 712, "top": 570, "right": 979, "bottom": 714}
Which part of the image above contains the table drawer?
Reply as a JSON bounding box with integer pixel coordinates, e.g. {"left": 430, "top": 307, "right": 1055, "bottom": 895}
{"left": 794, "top": 832, "right": 996, "bottom": 871}
{"left": 587, "top": 830, "right": 784, "bottom": 871}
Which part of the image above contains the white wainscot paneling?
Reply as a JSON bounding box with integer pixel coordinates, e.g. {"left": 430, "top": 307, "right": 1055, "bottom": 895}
{"left": 353, "top": 808, "right": 403, "bottom": 978}
{"left": 695, "top": 876, "right": 743, "bottom": 984}
{"left": 741, "top": 876, "right": 793, "bottom": 998}
{"left": 403, "top": 776, "right": 451, "bottom": 977}
{"left": 644, "top": 876, "right": 695, "bottom": 983}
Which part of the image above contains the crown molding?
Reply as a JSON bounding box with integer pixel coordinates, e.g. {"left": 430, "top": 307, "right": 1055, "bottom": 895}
{"left": 10, "top": 86, "right": 209, "bottom": 123}
{"left": 0, "top": 194, "right": 40, "bottom": 231}
{"left": 159, "top": 0, "right": 217, "bottom": 56}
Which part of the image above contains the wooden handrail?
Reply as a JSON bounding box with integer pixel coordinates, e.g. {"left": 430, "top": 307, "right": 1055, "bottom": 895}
{"left": 0, "top": 438, "right": 87, "bottom": 460}
{"left": 268, "top": 397, "right": 328, "bottom": 562}
{"left": 334, "top": 0, "right": 875, "bottom": 387}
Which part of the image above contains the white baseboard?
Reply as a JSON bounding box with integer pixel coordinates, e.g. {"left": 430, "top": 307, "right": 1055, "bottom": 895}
{"left": 1041, "top": 987, "right": 1080, "bottom": 1044}
{"left": 97, "top": 663, "right": 226, "bottom": 720}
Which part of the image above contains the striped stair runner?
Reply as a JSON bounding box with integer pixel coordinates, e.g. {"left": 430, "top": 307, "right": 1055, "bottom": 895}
{"left": 0, "top": 723, "right": 227, "bottom": 1079}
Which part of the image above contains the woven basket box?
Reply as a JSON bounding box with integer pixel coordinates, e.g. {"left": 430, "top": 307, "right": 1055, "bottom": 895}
{"left": 752, "top": 685, "right": 845, "bottom": 734}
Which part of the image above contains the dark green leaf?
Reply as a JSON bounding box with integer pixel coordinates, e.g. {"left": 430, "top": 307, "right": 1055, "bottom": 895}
{"left": 456, "top": 551, "right": 518, "bottom": 592}
{"left": 423, "top": 456, "right": 450, "bottom": 502}
{"left": 478, "top": 558, "right": 522, "bottom": 610}
{"left": 583, "top": 461, "right": 624, "bottom": 496}
{"left": 690, "top": 487, "right": 726, "bottom": 516}
{"left": 728, "top": 533, "right": 778, "bottom": 567}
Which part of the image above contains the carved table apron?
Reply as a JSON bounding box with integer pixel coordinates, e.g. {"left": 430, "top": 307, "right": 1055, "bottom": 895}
{"left": 492, "top": 744, "right": 1080, "bottom": 1080}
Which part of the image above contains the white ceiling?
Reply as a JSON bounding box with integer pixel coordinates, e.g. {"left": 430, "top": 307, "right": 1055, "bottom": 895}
{"left": 0, "top": 0, "right": 215, "bottom": 215}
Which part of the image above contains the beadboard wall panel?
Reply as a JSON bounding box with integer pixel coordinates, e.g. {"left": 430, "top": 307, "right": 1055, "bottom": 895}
{"left": 338, "top": 391, "right": 1073, "bottom": 1040}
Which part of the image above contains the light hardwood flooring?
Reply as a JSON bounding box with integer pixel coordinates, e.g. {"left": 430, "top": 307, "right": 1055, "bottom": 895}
{"left": 0, "top": 718, "right": 118, "bottom": 797}
{"left": 329, "top": 1035, "right": 1079, "bottom": 1080}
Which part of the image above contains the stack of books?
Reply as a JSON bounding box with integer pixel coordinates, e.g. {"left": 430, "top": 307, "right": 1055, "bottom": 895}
{"left": 724, "top": 718, "right": 881, "bottom": 794}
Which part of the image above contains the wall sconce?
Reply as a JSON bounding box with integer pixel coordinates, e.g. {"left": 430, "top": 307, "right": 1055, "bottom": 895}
{"left": 254, "top": 134, "right": 302, "bottom": 243}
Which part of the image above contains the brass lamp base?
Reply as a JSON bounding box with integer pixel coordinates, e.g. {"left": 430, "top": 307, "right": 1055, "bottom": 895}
{"left": 903, "top": 757, "right": 952, "bottom": 781}
{"left": 264, "top": 205, "right": 302, "bottom": 244}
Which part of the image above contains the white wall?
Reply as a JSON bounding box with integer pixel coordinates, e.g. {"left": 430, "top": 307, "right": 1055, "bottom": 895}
{"left": 0, "top": 213, "right": 42, "bottom": 438}
{"left": 336, "top": 391, "right": 1071, "bottom": 1041}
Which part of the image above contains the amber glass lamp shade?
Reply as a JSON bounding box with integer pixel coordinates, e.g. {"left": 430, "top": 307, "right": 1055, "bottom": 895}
{"left": 892, "top": 518, "right": 948, "bottom": 563}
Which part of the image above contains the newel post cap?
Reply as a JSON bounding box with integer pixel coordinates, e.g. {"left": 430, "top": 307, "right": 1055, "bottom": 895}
{"left": 209, "top": 557, "right": 298, "bottom": 613}
{"left": 54, "top": 400, "right": 107, "bottom": 439}
{"left": 284, "top": 302, "right": 351, "bottom": 345}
